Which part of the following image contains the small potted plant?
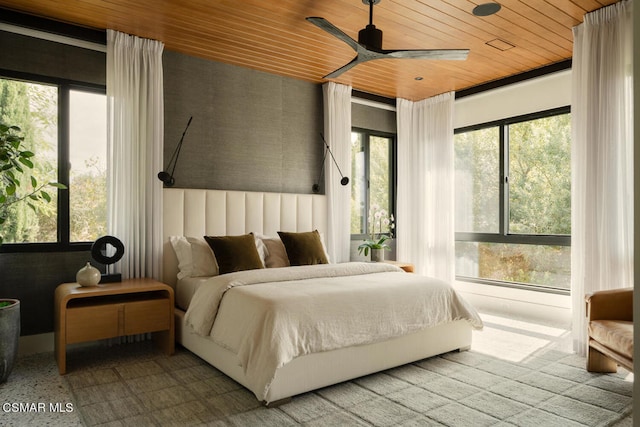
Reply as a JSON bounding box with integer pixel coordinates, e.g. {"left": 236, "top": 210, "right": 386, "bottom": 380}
{"left": 0, "top": 123, "right": 64, "bottom": 383}
{"left": 358, "top": 204, "right": 394, "bottom": 262}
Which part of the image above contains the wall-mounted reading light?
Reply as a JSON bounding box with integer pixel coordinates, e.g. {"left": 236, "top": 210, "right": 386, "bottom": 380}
{"left": 312, "top": 133, "right": 349, "bottom": 193}
{"left": 158, "top": 116, "right": 193, "bottom": 187}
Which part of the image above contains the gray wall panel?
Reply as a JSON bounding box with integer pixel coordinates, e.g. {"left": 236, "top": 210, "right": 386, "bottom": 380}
{"left": 163, "top": 50, "right": 323, "bottom": 193}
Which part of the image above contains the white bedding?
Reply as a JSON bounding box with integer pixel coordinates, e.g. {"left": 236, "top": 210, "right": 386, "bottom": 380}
{"left": 184, "top": 262, "right": 483, "bottom": 400}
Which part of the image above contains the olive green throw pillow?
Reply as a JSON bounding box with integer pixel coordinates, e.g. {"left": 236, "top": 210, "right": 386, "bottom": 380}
{"left": 277, "top": 230, "right": 329, "bottom": 266}
{"left": 204, "top": 233, "right": 264, "bottom": 275}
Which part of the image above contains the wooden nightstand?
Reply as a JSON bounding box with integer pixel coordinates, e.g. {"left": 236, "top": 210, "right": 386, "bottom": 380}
{"left": 54, "top": 278, "right": 174, "bottom": 374}
{"left": 383, "top": 260, "right": 415, "bottom": 273}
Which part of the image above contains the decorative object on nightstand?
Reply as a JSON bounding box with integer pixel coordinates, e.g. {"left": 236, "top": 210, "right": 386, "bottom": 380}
{"left": 54, "top": 278, "right": 174, "bottom": 374}
{"left": 76, "top": 262, "right": 101, "bottom": 287}
{"left": 358, "top": 204, "right": 394, "bottom": 262}
{"left": 91, "top": 235, "right": 125, "bottom": 283}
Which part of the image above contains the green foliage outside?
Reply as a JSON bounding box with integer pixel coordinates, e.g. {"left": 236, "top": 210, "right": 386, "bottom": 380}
{"left": 454, "top": 114, "right": 571, "bottom": 288}
{"left": 350, "top": 132, "right": 393, "bottom": 237}
{"left": 0, "top": 123, "right": 65, "bottom": 245}
{"left": 0, "top": 79, "right": 60, "bottom": 244}
{"left": 0, "top": 78, "right": 106, "bottom": 244}
{"left": 509, "top": 115, "right": 571, "bottom": 235}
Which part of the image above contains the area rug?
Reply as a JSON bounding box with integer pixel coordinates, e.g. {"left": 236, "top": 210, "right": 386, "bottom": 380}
{"left": 61, "top": 341, "right": 632, "bottom": 426}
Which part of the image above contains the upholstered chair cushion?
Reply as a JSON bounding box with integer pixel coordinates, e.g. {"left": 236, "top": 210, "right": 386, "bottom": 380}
{"left": 588, "top": 320, "right": 633, "bottom": 359}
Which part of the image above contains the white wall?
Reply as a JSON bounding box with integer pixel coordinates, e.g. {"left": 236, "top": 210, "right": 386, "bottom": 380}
{"left": 453, "top": 70, "right": 572, "bottom": 326}
{"left": 454, "top": 69, "right": 571, "bottom": 129}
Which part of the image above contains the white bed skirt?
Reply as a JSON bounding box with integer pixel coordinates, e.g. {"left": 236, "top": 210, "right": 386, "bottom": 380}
{"left": 175, "top": 309, "right": 472, "bottom": 404}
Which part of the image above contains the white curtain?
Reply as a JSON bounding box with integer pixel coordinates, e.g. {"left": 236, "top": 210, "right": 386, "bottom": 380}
{"left": 571, "top": 0, "right": 634, "bottom": 355}
{"left": 323, "top": 82, "right": 352, "bottom": 263}
{"left": 107, "top": 30, "right": 165, "bottom": 280}
{"left": 396, "top": 93, "right": 455, "bottom": 281}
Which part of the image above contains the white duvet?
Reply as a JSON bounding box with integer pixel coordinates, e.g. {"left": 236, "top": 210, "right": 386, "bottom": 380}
{"left": 184, "top": 262, "right": 483, "bottom": 400}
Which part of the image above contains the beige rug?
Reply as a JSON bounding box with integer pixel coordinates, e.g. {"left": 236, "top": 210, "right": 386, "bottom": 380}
{"left": 58, "top": 341, "right": 633, "bottom": 426}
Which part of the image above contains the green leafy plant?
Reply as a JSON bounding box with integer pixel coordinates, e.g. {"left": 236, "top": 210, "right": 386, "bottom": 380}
{"left": 358, "top": 204, "right": 394, "bottom": 256}
{"left": 0, "top": 123, "right": 66, "bottom": 245}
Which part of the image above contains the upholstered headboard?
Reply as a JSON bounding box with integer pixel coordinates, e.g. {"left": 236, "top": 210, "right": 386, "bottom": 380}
{"left": 162, "top": 188, "right": 327, "bottom": 287}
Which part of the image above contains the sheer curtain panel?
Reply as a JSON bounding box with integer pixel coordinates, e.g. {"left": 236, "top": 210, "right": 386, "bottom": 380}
{"left": 396, "top": 93, "right": 455, "bottom": 281}
{"left": 571, "top": 0, "right": 634, "bottom": 355}
{"left": 107, "top": 30, "right": 165, "bottom": 280}
{"left": 322, "top": 82, "right": 352, "bottom": 263}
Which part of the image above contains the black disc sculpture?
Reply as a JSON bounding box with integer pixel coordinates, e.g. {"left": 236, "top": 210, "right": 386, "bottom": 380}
{"left": 91, "top": 235, "right": 125, "bottom": 283}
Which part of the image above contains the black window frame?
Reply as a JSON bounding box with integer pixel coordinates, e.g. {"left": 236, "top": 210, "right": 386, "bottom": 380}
{"left": 0, "top": 69, "right": 106, "bottom": 253}
{"left": 454, "top": 106, "right": 571, "bottom": 293}
{"left": 350, "top": 127, "right": 397, "bottom": 241}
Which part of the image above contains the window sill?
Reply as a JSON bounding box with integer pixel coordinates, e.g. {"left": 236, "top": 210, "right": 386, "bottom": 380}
{"left": 453, "top": 279, "right": 571, "bottom": 327}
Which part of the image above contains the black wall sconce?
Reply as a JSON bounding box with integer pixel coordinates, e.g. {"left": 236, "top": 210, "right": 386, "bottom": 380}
{"left": 158, "top": 116, "right": 193, "bottom": 187}
{"left": 312, "top": 133, "right": 349, "bottom": 193}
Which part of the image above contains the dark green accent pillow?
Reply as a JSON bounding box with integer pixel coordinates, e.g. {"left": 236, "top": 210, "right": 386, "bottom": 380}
{"left": 277, "top": 230, "right": 329, "bottom": 266}
{"left": 204, "top": 233, "right": 264, "bottom": 275}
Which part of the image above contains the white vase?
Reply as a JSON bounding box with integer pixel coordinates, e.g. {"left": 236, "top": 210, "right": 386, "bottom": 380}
{"left": 76, "top": 262, "right": 101, "bottom": 287}
{"left": 370, "top": 248, "right": 385, "bottom": 262}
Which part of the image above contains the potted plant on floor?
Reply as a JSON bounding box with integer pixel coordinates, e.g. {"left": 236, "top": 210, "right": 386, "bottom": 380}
{"left": 0, "top": 123, "right": 65, "bottom": 383}
{"left": 358, "top": 204, "right": 394, "bottom": 262}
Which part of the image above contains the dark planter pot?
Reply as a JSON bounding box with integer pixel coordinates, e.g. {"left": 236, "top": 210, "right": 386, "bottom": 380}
{"left": 0, "top": 299, "right": 20, "bottom": 383}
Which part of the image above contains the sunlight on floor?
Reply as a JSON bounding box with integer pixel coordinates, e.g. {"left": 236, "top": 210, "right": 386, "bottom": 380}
{"left": 472, "top": 312, "right": 573, "bottom": 363}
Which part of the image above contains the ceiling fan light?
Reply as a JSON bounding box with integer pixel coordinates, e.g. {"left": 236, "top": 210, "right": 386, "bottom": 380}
{"left": 473, "top": 3, "right": 501, "bottom": 17}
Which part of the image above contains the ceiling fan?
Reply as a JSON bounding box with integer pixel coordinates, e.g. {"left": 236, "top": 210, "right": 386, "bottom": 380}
{"left": 306, "top": 0, "right": 469, "bottom": 79}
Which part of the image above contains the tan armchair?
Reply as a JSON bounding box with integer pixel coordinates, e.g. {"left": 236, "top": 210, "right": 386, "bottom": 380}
{"left": 585, "top": 287, "right": 633, "bottom": 372}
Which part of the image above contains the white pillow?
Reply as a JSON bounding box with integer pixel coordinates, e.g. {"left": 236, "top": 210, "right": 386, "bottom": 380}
{"left": 170, "top": 236, "right": 193, "bottom": 280}
{"left": 169, "top": 236, "right": 218, "bottom": 279}
{"left": 255, "top": 234, "right": 290, "bottom": 268}
{"left": 187, "top": 237, "right": 218, "bottom": 277}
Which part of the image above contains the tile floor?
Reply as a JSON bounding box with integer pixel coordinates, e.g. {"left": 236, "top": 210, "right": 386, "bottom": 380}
{"left": 1, "top": 310, "right": 634, "bottom": 426}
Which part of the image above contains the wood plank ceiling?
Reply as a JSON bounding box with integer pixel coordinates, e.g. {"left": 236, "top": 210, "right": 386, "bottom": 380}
{"left": 0, "top": 0, "right": 620, "bottom": 101}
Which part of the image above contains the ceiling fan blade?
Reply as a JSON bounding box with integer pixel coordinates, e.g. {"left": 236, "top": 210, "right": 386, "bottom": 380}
{"left": 306, "top": 17, "right": 360, "bottom": 52}
{"left": 324, "top": 56, "right": 366, "bottom": 79}
{"left": 384, "top": 49, "right": 469, "bottom": 60}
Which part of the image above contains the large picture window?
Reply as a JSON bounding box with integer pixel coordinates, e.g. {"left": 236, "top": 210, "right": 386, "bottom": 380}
{"left": 350, "top": 129, "right": 396, "bottom": 239}
{"left": 454, "top": 107, "right": 571, "bottom": 292}
{"left": 0, "top": 73, "right": 107, "bottom": 250}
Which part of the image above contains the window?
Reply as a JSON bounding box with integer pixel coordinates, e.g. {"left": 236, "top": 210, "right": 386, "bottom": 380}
{"left": 454, "top": 107, "right": 571, "bottom": 292}
{"left": 0, "top": 73, "right": 107, "bottom": 250}
{"left": 350, "top": 128, "right": 396, "bottom": 238}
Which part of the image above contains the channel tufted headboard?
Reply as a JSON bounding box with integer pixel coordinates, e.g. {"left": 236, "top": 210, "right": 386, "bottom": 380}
{"left": 162, "top": 188, "right": 327, "bottom": 287}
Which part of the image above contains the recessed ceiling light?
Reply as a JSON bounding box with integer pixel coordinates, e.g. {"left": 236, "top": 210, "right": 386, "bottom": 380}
{"left": 473, "top": 2, "right": 501, "bottom": 17}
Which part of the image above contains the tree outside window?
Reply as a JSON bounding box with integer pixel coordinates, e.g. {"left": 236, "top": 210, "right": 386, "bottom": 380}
{"left": 0, "top": 75, "right": 106, "bottom": 247}
{"left": 350, "top": 129, "right": 395, "bottom": 239}
{"left": 454, "top": 109, "right": 571, "bottom": 291}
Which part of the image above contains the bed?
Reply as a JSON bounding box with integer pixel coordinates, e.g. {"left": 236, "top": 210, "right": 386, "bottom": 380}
{"left": 163, "top": 188, "right": 482, "bottom": 405}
